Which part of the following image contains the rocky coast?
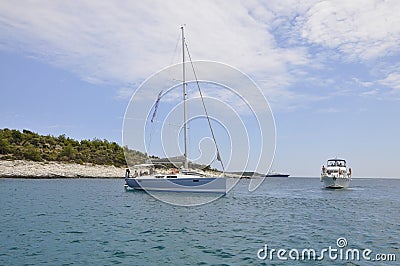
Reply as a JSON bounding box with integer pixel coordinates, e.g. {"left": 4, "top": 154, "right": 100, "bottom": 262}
{"left": 0, "top": 160, "right": 126, "bottom": 178}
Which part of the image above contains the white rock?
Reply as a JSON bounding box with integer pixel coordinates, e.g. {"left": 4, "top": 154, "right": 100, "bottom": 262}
{"left": 0, "top": 160, "right": 126, "bottom": 178}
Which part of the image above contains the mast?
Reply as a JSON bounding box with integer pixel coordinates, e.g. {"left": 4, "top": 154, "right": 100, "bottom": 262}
{"left": 181, "top": 26, "right": 188, "bottom": 169}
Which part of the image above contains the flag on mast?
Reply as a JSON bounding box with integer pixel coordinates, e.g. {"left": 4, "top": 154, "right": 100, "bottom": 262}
{"left": 151, "top": 90, "right": 163, "bottom": 123}
{"left": 217, "top": 151, "right": 222, "bottom": 162}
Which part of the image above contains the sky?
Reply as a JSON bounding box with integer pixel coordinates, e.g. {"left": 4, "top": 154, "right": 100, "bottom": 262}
{"left": 1, "top": 0, "right": 400, "bottom": 177}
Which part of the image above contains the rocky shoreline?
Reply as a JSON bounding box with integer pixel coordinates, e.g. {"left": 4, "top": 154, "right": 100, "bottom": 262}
{"left": 0, "top": 160, "right": 126, "bottom": 178}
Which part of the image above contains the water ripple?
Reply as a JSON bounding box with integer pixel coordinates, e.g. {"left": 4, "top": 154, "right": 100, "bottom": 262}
{"left": 0, "top": 178, "right": 398, "bottom": 265}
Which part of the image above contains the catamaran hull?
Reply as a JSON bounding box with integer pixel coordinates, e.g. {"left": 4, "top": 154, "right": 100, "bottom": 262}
{"left": 125, "top": 177, "right": 226, "bottom": 194}
{"left": 321, "top": 176, "right": 350, "bottom": 189}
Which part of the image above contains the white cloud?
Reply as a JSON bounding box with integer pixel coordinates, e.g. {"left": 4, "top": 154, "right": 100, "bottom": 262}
{"left": 378, "top": 72, "right": 400, "bottom": 91}
{"left": 299, "top": 0, "right": 400, "bottom": 61}
{"left": 352, "top": 77, "right": 374, "bottom": 88}
{"left": 361, "top": 89, "right": 379, "bottom": 96}
{"left": 115, "top": 87, "right": 136, "bottom": 100}
{"left": 0, "top": 1, "right": 308, "bottom": 84}
{"left": 0, "top": 0, "right": 399, "bottom": 108}
{"left": 317, "top": 107, "right": 342, "bottom": 113}
{"left": 0, "top": 0, "right": 313, "bottom": 114}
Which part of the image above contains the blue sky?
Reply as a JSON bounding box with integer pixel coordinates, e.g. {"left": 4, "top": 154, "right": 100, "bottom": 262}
{"left": 1, "top": 1, "right": 399, "bottom": 177}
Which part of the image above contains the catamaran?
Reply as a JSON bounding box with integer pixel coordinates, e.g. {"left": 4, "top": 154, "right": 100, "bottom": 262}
{"left": 125, "top": 26, "right": 226, "bottom": 194}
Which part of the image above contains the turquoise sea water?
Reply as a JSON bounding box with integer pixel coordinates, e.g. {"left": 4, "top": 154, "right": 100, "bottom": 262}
{"left": 0, "top": 177, "right": 399, "bottom": 265}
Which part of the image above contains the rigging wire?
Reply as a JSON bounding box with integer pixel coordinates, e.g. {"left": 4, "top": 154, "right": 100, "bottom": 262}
{"left": 170, "top": 32, "right": 182, "bottom": 66}
{"left": 184, "top": 41, "right": 226, "bottom": 173}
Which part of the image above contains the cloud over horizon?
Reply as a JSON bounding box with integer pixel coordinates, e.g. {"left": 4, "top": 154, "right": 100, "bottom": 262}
{"left": 1, "top": 0, "right": 400, "bottom": 107}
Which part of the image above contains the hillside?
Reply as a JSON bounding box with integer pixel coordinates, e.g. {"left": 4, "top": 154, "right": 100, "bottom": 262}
{"left": 0, "top": 128, "right": 147, "bottom": 167}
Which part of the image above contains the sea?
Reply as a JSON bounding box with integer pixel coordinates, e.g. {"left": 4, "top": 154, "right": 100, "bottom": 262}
{"left": 0, "top": 177, "right": 399, "bottom": 265}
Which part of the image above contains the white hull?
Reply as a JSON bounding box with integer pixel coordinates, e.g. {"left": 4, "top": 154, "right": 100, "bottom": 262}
{"left": 321, "top": 159, "right": 352, "bottom": 189}
{"left": 125, "top": 176, "right": 226, "bottom": 194}
{"left": 321, "top": 176, "right": 350, "bottom": 189}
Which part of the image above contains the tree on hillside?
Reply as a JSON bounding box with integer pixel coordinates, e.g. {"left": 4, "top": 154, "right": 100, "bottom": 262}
{"left": 59, "top": 144, "right": 76, "bottom": 161}
{"left": 23, "top": 144, "right": 42, "bottom": 161}
{"left": 0, "top": 128, "right": 147, "bottom": 167}
{"left": 0, "top": 138, "right": 9, "bottom": 154}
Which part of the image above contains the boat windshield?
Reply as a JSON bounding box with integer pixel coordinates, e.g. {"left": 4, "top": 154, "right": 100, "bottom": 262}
{"left": 327, "top": 160, "right": 346, "bottom": 167}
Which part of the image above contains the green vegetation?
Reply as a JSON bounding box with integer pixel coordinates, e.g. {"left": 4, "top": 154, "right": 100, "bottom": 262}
{"left": 0, "top": 128, "right": 147, "bottom": 167}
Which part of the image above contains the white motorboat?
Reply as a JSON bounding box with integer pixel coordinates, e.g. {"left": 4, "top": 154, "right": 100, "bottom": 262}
{"left": 320, "top": 158, "right": 352, "bottom": 189}
{"left": 125, "top": 26, "right": 226, "bottom": 194}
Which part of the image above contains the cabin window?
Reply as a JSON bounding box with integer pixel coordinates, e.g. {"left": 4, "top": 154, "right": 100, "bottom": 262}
{"left": 327, "top": 160, "right": 346, "bottom": 167}
{"left": 166, "top": 175, "right": 177, "bottom": 178}
{"left": 155, "top": 175, "right": 164, "bottom": 178}
{"left": 193, "top": 179, "right": 199, "bottom": 182}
